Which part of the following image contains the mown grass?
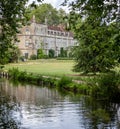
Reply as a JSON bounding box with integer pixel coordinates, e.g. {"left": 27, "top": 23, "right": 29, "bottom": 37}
{"left": 5, "top": 59, "right": 120, "bottom": 82}
{"left": 5, "top": 59, "right": 78, "bottom": 77}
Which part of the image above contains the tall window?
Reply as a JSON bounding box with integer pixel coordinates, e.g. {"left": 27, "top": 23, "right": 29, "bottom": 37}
{"left": 26, "top": 28, "right": 30, "bottom": 35}
{"left": 25, "top": 40, "right": 29, "bottom": 47}
{"left": 24, "top": 53, "right": 28, "bottom": 59}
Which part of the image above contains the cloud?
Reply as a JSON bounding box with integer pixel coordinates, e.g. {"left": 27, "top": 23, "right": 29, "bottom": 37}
{"left": 55, "top": 0, "right": 64, "bottom": 8}
{"left": 28, "top": 0, "right": 69, "bottom": 12}
{"left": 42, "top": 0, "right": 56, "bottom": 7}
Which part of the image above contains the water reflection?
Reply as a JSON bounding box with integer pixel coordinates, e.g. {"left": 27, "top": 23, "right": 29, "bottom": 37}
{"left": 0, "top": 80, "right": 21, "bottom": 129}
{"left": 0, "top": 79, "right": 120, "bottom": 129}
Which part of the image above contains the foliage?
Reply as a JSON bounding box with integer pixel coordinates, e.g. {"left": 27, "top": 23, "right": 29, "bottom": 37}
{"left": 90, "top": 71, "right": 120, "bottom": 101}
{"left": 30, "top": 54, "right": 37, "bottom": 60}
{"left": 8, "top": 46, "right": 21, "bottom": 63}
{"left": 49, "top": 49, "right": 55, "bottom": 58}
{"left": 89, "top": 109, "right": 110, "bottom": 124}
{"left": 8, "top": 67, "right": 21, "bottom": 80}
{"left": 0, "top": 39, "right": 21, "bottom": 64}
{"left": 26, "top": 4, "right": 68, "bottom": 25}
{"left": 59, "top": 47, "right": 67, "bottom": 57}
{"left": 0, "top": 0, "right": 42, "bottom": 65}
{"left": 64, "top": 0, "right": 119, "bottom": 23}
{"left": 19, "top": 56, "right": 25, "bottom": 62}
{"left": 37, "top": 48, "right": 45, "bottom": 59}
{"left": 0, "top": 0, "right": 25, "bottom": 64}
{"left": 8, "top": 67, "right": 72, "bottom": 86}
{"left": 73, "top": 21, "right": 119, "bottom": 73}
{"left": 57, "top": 76, "right": 72, "bottom": 88}
{"left": 98, "top": 71, "right": 120, "bottom": 100}
{"left": 0, "top": 90, "right": 21, "bottom": 129}
{"left": 68, "top": 47, "right": 75, "bottom": 58}
{"left": 64, "top": 0, "right": 120, "bottom": 74}
{"left": 58, "top": 8, "right": 67, "bottom": 25}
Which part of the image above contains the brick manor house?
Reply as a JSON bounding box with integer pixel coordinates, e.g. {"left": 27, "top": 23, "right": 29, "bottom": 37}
{"left": 17, "top": 16, "right": 76, "bottom": 58}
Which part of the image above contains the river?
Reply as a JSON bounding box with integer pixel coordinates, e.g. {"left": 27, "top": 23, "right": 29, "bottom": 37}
{"left": 0, "top": 79, "right": 120, "bottom": 129}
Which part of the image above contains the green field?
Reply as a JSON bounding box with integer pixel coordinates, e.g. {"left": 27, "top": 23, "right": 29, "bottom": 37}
{"left": 5, "top": 59, "right": 120, "bottom": 81}
{"left": 5, "top": 59, "right": 78, "bottom": 77}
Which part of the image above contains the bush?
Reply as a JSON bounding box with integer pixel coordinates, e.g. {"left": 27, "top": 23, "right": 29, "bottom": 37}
{"left": 30, "top": 54, "right": 37, "bottom": 60}
{"left": 57, "top": 76, "right": 72, "bottom": 88}
{"left": 0, "top": 65, "right": 4, "bottom": 69}
{"left": 19, "top": 56, "right": 25, "bottom": 62}
{"left": 8, "top": 68, "right": 20, "bottom": 80}
{"left": 37, "top": 49, "right": 45, "bottom": 59}
{"left": 91, "top": 71, "right": 120, "bottom": 101}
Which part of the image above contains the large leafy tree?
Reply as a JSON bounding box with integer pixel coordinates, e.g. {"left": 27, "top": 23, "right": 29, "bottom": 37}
{"left": 64, "top": 0, "right": 120, "bottom": 74}
{"left": 0, "top": 0, "right": 42, "bottom": 64}
{"left": 58, "top": 8, "right": 67, "bottom": 24}
{"left": 27, "top": 3, "right": 60, "bottom": 25}
{"left": 73, "top": 19, "right": 119, "bottom": 73}
{"left": 26, "top": 4, "right": 68, "bottom": 25}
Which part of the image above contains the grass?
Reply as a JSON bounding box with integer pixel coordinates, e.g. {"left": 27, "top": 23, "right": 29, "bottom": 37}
{"left": 5, "top": 59, "right": 119, "bottom": 82}
{"left": 5, "top": 59, "right": 77, "bottom": 77}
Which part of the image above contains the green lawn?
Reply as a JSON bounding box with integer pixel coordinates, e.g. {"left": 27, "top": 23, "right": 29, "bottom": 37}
{"left": 5, "top": 59, "right": 119, "bottom": 81}
{"left": 5, "top": 59, "right": 78, "bottom": 77}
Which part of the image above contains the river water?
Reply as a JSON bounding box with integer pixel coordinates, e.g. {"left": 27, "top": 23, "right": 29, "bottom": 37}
{"left": 0, "top": 79, "right": 120, "bottom": 129}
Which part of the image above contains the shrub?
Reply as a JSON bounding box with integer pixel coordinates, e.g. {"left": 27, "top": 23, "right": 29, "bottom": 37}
{"left": 30, "top": 54, "right": 37, "bottom": 60}
{"left": 91, "top": 71, "right": 120, "bottom": 101}
{"left": 37, "top": 49, "right": 45, "bottom": 59}
{"left": 19, "top": 56, "right": 25, "bottom": 62}
{"left": 57, "top": 76, "right": 72, "bottom": 88}
{"left": 8, "top": 68, "right": 20, "bottom": 80}
{"left": 0, "top": 65, "right": 4, "bottom": 69}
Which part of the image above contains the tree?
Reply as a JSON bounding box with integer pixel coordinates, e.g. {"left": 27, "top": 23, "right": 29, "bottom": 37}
{"left": 58, "top": 8, "right": 67, "bottom": 25}
{"left": 26, "top": 4, "right": 69, "bottom": 26}
{"left": 27, "top": 3, "right": 60, "bottom": 25}
{"left": 64, "top": 0, "right": 120, "bottom": 74}
{"left": 73, "top": 20, "right": 119, "bottom": 73}
{"left": 64, "top": 0, "right": 119, "bottom": 23}
{"left": 0, "top": 88, "right": 21, "bottom": 129}
{"left": 0, "top": 0, "right": 42, "bottom": 64}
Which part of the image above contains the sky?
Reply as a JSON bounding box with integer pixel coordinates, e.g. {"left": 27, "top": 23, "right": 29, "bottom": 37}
{"left": 29, "top": 0, "right": 69, "bottom": 12}
{"left": 42, "top": 0, "right": 64, "bottom": 8}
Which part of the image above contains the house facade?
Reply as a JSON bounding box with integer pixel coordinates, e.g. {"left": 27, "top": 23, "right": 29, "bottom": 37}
{"left": 17, "top": 18, "right": 76, "bottom": 58}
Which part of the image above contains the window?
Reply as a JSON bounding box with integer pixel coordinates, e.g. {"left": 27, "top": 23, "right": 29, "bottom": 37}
{"left": 48, "top": 31, "right": 50, "bottom": 35}
{"left": 51, "top": 31, "right": 53, "bottom": 35}
{"left": 25, "top": 40, "right": 29, "bottom": 47}
{"left": 26, "top": 28, "right": 30, "bottom": 35}
{"left": 24, "top": 53, "right": 28, "bottom": 59}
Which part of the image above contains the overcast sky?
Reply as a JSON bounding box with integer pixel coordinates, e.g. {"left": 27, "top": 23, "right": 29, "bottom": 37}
{"left": 42, "top": 0, "right": 64, "bottom": 8}
{"left": 29, "top": 0, "right": 69, "bottom": 12}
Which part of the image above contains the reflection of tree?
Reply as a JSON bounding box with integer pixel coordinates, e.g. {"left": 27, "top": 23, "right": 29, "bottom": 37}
{"left": 79, "top": 97, "right": 120, "bottom": 129}
{"left": 67, "top": 95, "right": 120, "bottom": 129}
{"left": 0, "top": 89, "right": 21, "bottom": 129}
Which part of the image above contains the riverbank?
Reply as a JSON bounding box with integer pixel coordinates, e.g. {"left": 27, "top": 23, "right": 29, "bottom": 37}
{"left": 1, "top": 59, "right": 120, "bottom": 102}
{"left": 0, "top": 67, "right": 92, "bottom": 95}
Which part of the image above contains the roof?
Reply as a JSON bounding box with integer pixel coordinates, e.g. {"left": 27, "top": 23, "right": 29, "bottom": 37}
{"left": 48, "top": 25, "right": 74, "bottom": 37}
